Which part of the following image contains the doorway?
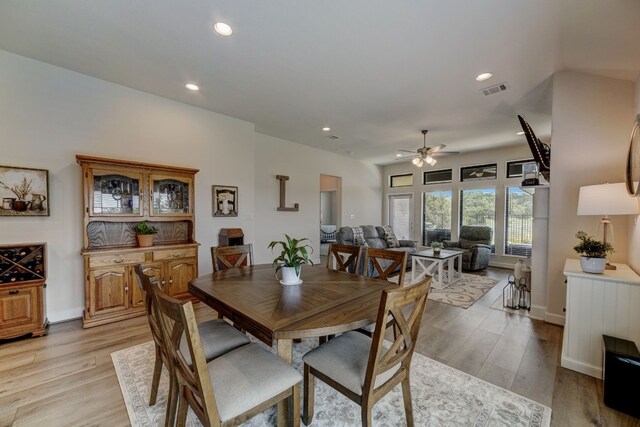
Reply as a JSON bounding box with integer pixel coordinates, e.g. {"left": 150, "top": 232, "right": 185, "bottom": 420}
{"left": 389, "top": 194, "right": 412, "bottom": 240}
{"left": 320, "top": 174, "right": 342, "bottom": 256}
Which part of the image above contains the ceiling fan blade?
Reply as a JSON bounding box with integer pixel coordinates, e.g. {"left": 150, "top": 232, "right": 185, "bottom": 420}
{"left": 428, "top": 144, "right": 447, "bottom": 154}
{"left": 431, "top": 151, "right": 459, "bottom": 157}
{"left": 398, "top": 149, "right": 417, "bottom": 153}
{"left": 395, "top": 156, "right": 418, "bottom": 161}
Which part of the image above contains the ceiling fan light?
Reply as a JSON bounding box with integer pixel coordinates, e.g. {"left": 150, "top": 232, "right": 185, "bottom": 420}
{"left": 412, "top": 157, "right": 421, "bottom": 166}
{"left": 428, "top": 157, "right": 437, "bottom": 166}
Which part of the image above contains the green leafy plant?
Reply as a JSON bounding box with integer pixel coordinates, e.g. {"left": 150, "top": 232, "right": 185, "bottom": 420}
{"left": 132, "top": 221, "right": 159, "bottom": 235}
{"left": 430, "top": 241, "right": 444, "bottom": 249}
{"left": 573, "top": 231, "right": 613, "bottom": 258}
{"left": 268, "top": 234, "right": 314, "bottom": 274}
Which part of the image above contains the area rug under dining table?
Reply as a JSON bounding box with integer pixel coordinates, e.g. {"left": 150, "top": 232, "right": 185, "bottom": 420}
{"left": 112, "top": 338, "right": 550, "bottom": 427}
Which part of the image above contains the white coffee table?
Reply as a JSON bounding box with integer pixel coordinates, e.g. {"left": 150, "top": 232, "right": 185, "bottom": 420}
{"left": 411, "top": 249, "right": 463, "bottom": 288}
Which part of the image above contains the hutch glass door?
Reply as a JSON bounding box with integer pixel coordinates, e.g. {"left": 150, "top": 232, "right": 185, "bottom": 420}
{"left": 90, "top": 170, "right": 142, "bottom": 216}
{"left": 150, "top": 175, "right": 192, "bottom": 216}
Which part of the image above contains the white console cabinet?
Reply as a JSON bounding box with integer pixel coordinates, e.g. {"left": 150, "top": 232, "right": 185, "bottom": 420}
{"left": 562, "top": 259, "right": 640, "bottom": 379}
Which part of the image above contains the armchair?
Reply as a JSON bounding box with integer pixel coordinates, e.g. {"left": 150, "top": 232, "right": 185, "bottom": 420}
{"left": 443, "top": 225, "right": 492, "bottom": 271}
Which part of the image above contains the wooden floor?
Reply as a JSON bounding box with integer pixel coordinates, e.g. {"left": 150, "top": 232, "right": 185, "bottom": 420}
{"left": 1, "top": 268, "right": 638, "bottom": 426}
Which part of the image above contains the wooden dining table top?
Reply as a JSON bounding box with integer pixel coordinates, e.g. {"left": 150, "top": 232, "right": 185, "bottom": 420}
{"left": 188, "top": 264, "right": 396, "bottom": 346}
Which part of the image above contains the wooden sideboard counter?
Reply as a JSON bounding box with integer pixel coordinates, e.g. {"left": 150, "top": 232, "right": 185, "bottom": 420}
{"left": 562, "top": 258, "right": 640, "bottom": 379}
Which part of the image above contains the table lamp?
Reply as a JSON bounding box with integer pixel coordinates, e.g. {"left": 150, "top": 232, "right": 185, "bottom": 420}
{"left": 577, "top": 182, "right": 640, "bottom": 269}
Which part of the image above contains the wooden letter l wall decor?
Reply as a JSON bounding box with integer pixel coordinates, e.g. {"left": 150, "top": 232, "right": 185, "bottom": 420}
{"left": 276, "top": 175, "right": 299, "bottom": 211}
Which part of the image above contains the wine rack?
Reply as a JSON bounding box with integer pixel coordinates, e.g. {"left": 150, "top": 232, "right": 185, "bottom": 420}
{"left": 0, "top": 242, "right": 48, "bottom": 339}
{"left": 0, "top": 244, "right": 46, "bottom": 284}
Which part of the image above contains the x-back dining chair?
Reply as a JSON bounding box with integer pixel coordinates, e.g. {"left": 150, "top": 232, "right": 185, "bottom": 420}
{"left": 326, "top": 243, "right": 362, "bottom": 273}
{"left": 153, "top": 289, "right": 302, "bottom": 427}
{"left": 134, "top": 265, "right": 250, "bottom": 426}
{"left": 363, "top": 247, "right": 408, "bottom": 284}
{"left": 357, "top": 248, "right": 408, "bottom": 337}
{"left": 211, "top": 244, "right": 254, "bottom": 272}
{"left": 302, "top": 277, "right": 432, "bottom": 427}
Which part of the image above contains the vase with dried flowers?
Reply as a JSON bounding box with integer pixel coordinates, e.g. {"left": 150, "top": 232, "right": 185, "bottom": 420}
{"left": 0, "top": 177, "right": 33, "bottom": 211}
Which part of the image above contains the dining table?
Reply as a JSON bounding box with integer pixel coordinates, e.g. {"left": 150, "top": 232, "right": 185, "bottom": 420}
{"left": 189, "top": 264, "right": 397, "bottom": 425}
{"left": 188, "top": 264, "right": 396, "bottom": 364}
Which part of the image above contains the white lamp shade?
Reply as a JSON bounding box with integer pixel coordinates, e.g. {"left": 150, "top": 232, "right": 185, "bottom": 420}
{"left": 577, "top": 183, "right": 640, "bottom": 216}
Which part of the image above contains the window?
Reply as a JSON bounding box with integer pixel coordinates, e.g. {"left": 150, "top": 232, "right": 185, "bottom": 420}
{"left": 505, "top": 187, "right": 533, "bottom": 257}
{"left": 460, "top": 163, "right": 497, "bottom": 182}
{"left": 460, "top": 188, "right": 496, "bottom": 251}
{"left": 506, "top": 159, "right": 534, "bottom": 178}
{"left": 423, "top": 190, "right": 452, "bottom": 245}
{"left": 389, "top": 174, "right": 413, "bottom": 187}
{"left": 389, "top": 194, "right": 412, "bottom": 240}
{"left": 423, "top": 169, "right": 452, "bottom": 185}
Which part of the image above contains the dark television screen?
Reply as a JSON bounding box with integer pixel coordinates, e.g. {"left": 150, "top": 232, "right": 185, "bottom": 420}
{"left": 517, "top": 115, "right": 550, "bottom": 180}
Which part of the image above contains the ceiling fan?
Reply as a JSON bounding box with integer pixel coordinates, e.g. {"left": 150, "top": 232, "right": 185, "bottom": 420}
{"left": 396, "top": 130, "right": 457, "bottom": 167}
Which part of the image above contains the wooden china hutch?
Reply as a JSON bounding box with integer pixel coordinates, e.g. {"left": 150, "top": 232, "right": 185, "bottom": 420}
{"left": 76, "top": 155, "right": 199, "bottom": 328}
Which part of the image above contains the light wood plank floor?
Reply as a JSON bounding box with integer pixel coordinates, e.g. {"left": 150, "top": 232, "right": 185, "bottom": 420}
{"left": 1, "top": 268, "right": 638, "bottom": 426}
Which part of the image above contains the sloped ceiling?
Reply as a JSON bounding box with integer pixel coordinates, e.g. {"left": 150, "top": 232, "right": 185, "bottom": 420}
{"left": 0, "top": 0, "right": 638, "bottom": 164}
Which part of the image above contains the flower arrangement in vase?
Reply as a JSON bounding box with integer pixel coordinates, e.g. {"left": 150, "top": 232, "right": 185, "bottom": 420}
{"left": 431, "top": 241, "right": 443, "bottom": 254}
{"left": 132, "top": 221, "right": 159, "bottom": 247}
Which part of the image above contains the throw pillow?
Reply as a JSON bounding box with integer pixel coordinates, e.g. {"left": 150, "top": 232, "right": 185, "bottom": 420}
{"left": 349, "top": 226, "right": 369, "bottom": 247}
{"left": 380, "top": 225, "right": 400, "bottom": 248}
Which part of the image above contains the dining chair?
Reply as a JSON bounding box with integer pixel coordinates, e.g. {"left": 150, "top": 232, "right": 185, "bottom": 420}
{"left": 363, "top": 247, "right": 408, "bottom": 284}
{"left": 325, "top": 243, "right": 362, "bottom": 273}
{"left": 302, "top": 276, "right": 431, "bottom": 427}
{"left": 153, "top": 289, "right": 302, "bottom": 427}
{"left": 357, "top": 248, "right": 408, "bottom": 337}
{"left": 133, "top": 265, "right": 251, "bottom": 426}
{"left": 211, "top": 244, "right": 254, "bottom": 272}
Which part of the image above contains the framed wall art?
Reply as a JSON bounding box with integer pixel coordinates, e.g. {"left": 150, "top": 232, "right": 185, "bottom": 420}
{"left": 212, "top": 185, "right": 238, "bottom": 217}
{"left": 0, "top": 165, "right": 49, "bottom": 216}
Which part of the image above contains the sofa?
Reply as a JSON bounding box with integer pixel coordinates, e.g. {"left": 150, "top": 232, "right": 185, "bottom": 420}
{"left": 336, "top": 225, "right": 417, "bottom": 276}
{"left": 443, "top": 225, "right": 492, "bottom": 271}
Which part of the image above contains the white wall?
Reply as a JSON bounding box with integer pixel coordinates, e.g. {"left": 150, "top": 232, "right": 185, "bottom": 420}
{"left": 629, "top": 74, "right": 640, "bottom": 274}
{"left": 382, "top": 144, "right": 533, "bottom": 268}
{"left": 547, "top": 71, "right": 635, "bottom": 324}
{"left": 253, "top": 133, "right": 382, "bottom": 265}
{"left": 0, "top": 50, "right": 382, "bottom": 321}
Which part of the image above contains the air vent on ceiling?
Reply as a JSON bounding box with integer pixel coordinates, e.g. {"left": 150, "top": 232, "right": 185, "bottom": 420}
{"left": 480, "top": 82, "right": 508, "bottom": 96}
{"left": 325, "top": 135, "right": 339, "bottom": 140}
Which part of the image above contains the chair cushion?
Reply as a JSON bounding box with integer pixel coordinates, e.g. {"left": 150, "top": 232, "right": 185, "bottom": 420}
{"left": 302, "top": 331, "right": 400, "bottom": 396}
{"left": 209, "top": 343, "right": 302, "bottom": 422}
{"left": 179, "top": 319, "right": 250, "bottom": 365}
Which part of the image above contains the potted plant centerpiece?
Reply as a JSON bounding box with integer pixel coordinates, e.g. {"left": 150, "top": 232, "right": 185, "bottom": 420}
{"left": 132, "top": 221, "right": 159, "bottom": 247}
{"left": 431, "top": 241, "right": 443, "bottom": 255}
{"left": 573, "top": 231, "right": 613, "bottom": 274}
{"left": 268, "top": 234, "right": 314, "bottom": 285}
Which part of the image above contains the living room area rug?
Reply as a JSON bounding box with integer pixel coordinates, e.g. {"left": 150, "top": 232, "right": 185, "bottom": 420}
{"left": 112, "top": 339, "right": 551, "bottom": 427}
{"left": 391, "top": 273, "right": 500, "bottom": 309}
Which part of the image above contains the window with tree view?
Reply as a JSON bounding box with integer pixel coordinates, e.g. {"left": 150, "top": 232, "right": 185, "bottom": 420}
{"left": 460, "top": 188, "right": 496, "bottom": 252}
{"left": 505, "top": 187, "right": 533, "bottom": 257}
{"left": 423, "top": 191, "right": 452, "bottom": 245}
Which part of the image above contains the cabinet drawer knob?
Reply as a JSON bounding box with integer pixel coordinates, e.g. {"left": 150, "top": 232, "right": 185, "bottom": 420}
{"left": 170, "top": 253, "right": 182, "bottom": 258}
{"left": 113, "top": 258, "right": 125, "bottom": 264}
{"left": 9, "top": 290, "right": 19, "bottom": 295}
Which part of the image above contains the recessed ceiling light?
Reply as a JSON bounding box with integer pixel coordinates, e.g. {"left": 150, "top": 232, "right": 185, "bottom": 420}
{"left": 213, "top": 22, "right": 233, "bottom": 36}
{"left": 185, "top": 83, "right": 200, "bottom": 91}
{"left": 476, "top": 72, "right": 493, "bottom": 82}
{"left": 396, "top": 153, "right": 402, "bottom": 157}
{"left": 322, "top": 127, "right": 331, "bottom": 132}
{"left": 516, "top": 131, "right": 525, "bottom": 135}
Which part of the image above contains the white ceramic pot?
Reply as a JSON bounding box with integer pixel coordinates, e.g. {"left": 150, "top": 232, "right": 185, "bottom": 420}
{"left": 279, "top": 266, "right": 301, "bottom": 285}
{"left": 579, "top": 256, "right": 606, "bottom": 274}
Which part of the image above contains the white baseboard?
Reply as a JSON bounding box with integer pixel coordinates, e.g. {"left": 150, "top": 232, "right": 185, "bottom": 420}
{"left": 489, "top": 261, "right": 515, "bottom": 270}
{"left": 48, "top": 307, "right": 83, "bottom": 324}
{"left": 545, "top": 311, "right": 565, "bottom": 326}
{"left": 561, "top": 355, "right": 602, "bottom": 379}
{"left": 529, "top": 304, "right": 546, "bottom": 321}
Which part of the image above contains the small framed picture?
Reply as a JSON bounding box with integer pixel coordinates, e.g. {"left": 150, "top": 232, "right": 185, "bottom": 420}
{"left": 212, "top": 185, "right": 238, "bottom": 217}
{"left": 0, "top": 165, "right": 49, "bottom": 217}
